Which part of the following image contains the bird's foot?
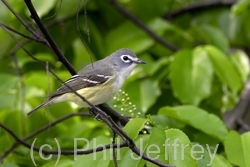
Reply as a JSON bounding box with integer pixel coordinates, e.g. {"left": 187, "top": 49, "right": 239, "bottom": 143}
{"left": 88, "top": 106, "right": 101, "bottom": 120}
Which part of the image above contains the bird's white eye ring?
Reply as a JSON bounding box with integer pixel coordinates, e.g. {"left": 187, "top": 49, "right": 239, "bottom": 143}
{"left": 121, "top": 55, "right": 131, "bottom": 63}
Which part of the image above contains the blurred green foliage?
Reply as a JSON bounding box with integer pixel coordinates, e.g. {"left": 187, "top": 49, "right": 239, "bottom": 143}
{"left": 0, "top": 0, "right": 250, "bottom": 167}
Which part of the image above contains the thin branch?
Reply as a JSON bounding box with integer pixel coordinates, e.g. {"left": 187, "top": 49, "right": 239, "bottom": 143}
{"left": 0, "top": 123, "right": 35, "bottom": 149}
{"left": 0, "top": 123, "right": 128, "bottom": 155}
{"left": 0, "top": 23, "right": 46, "bottom": 44}
{"left": 106, "top": 0, "right": 179, "bottom": 52}
{"left": 1, "top": 0, "right": 45, "bottom": 41}
{"left": 23, "top": 0, "right": 77, "bottom": 75}
{"left": 84, "top": 0, "right": 90, "bottom": 43}
{"left": 0, "top": 112, "right": 91, "bottom": 162}
{"left": 1, "top": 39, "right": 30, "bottom": 60}
{"left": 164, "top": 0, "right": 237, "bottom": 19}
{"left": 0, "top": 143, "right": 18, "bottom": 162}
{"left": 76, "top": 0, "right": 91, "bottom": 58}
{"left": 2, "top": 9, "right": 83, "bottom": 60}
{"left": 2, "top": 5, "right": 85, "bottom": 60}
{"left": 26, "top": 113, "right": 91, "bottom": 140}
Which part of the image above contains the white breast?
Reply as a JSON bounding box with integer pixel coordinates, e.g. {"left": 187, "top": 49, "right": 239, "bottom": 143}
{"left": 115, "top": 63, "right": 137, "bottom": 91}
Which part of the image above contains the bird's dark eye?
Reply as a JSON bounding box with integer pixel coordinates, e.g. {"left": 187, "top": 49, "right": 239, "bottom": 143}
{"left": 121, "top": 55, "right": 132, "bottom": 63}
{"left": 123, "top": 56, "right": 129, "bottom": 61}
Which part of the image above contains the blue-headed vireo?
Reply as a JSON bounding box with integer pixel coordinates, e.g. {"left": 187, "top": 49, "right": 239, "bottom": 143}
{"left": 26, "top": 48, "right": 146, "bottom": 116}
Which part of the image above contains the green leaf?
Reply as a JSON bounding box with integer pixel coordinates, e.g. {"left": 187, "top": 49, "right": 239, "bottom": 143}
{"left": 0, "top": 73, "right": 19, "bottom": 109}
{"left": 0, "top": 73, "right": 18, "bottom": 92}
{"left": 205, "top": 45, "right": 242, "bottom": 93}
{"left": 130, "top": 0, "right": 171, "bottom": 20}
{"left": 105, "top": 18, "right": 172, "bottom": 54}
{"left": 74, "top": 136, "right": 111, "bottom": 167}
{"left": 122, "top": 80, "right": 141, "bottom": 111}
{"left": 42, "top": 159, "right": 74, "bottom": 167}
{"left": 147, "top": 17, "right": 173, "bottom": 35}
{"left": 158, "top": 106, "right": 228, "bottom": 141}
{"left": 123, "top": 78, "right": 161, "bottom": 113}
{"left": 0, "top": 130, "right": 15, "bottom": 156}
{"left": 59, "top": 121, "right": 94, "bottom": 139}
{"left": 165, "top": 129, "right": 198, "bottom": 167}
{"left": 196, "top": 148, "right": 214, "bottom": 167}
{"left": 19, "top": 53, "right": 56, "bottom": 67}
{"left": 0, "top": 1, "right": 12, "bottom": 24}
{"left": 55, "top": 0, "right": 81, "bottom": 19}
{"left": 150, "top": 115, "right": 183, "bottom": 129}
{"left": 28, "top": 0, "right": 57, "bottom": 18}
{"left": 170, "top": 49, "right": 192, "bottom": 104}
{"left": 195, "top": 25, "right": 229, "bottom": 52}
{"left": 196, "top": 148, "right": 232, "bottom": 167}
{"left": 224, "top": 131, "right": 250, "bottom": 167}
{"left": 105, "top": 20, "right": 153, "bottom": 54}
{"left": 231, "top": 0, "right": 250, "bottom": 16}
{"left": 118, "top": 135, "right": 150, "bottom": 167}
{"left": 140, "top": 79, "right": 161, "bottom": 112}
{"left": 123, "top": 118, "right": 147, "bottom": 139}
{"left": 146, "top": 128, "right": 169, "bottom": 167}
{"left": 191, "top": 47, "right": 214, "bottom": 103}
{"left": 230, "top": 50, "right": 250, "bottom": 83}
{"left": 72, "top": 39, "right": 96, "bottom": 71}
{"left": 3, "top": 111, "right": 23, "bottom": 138}
{"left": 139, "top": 54, "right": 170, "bottom": 76}
{"left": 0, "top": 94, "right": 16, "bottom": 110}
{"left": 78, "top": 19, "right": 106, "bottom": 60}
{"left": 0, "top": 163, "right": 19, "bottom": 167}
{"left": 193, "top": 132, "right": 220, "bottom": 147}
{"left": 24, "top": 71, "right": 54, "bottom": 90}
{"left": 211, "top": 154, "right": 233, "bottom": 167}
{"left": 170, "top": 48, "right": 213, "bottom": 105}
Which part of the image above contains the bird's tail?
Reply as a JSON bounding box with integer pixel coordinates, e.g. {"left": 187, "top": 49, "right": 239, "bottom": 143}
{"left": 26, "top": 101, "right": 51, "bottom": 116}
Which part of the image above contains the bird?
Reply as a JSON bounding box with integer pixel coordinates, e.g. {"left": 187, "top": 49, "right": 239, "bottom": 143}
{"left": 26, "top": 48, "right": 146, "bottom": 116}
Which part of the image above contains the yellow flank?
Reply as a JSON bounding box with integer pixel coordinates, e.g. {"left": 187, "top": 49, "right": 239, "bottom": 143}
{"left": 65, "top": 76, "right": 118, "bottom": 107}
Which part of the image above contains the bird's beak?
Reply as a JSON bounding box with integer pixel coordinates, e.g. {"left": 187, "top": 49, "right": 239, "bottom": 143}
{"left": 133, "top": 58, "right": 146, "bottom": 64}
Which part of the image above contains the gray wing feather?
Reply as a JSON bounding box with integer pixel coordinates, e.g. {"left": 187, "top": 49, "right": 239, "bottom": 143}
{"left": 49, "top": 64, "right": 114, "bottom": 99}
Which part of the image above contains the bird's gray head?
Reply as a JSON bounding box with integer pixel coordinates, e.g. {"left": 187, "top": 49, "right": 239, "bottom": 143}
{"left": 109, "top": 48, "right": 146, "bottom": 72}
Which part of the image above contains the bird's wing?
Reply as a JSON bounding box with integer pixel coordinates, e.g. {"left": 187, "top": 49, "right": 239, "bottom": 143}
{"left": 49, "top": 69, "right": 113, "bottom": 99}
